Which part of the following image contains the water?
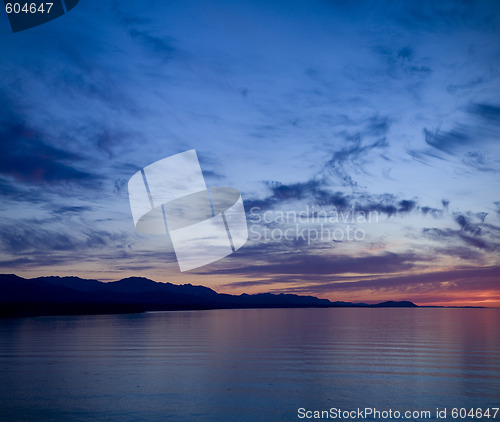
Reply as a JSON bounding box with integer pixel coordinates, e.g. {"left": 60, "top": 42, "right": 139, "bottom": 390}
{"left": 0, "top": 308, "right": 499, "bottom": 421}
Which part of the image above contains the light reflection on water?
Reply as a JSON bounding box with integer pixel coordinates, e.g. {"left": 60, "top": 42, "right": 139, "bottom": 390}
{"left": 0, "top": 308, "right": 499, "bottom": 421}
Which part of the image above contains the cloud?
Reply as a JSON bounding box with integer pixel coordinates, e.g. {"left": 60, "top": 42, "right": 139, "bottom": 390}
{"left": 454, "top": 213, "right": 484, "bottom": 235}
{"left": 432, "top": 246, "right": 484, "bottom": 262}
{"left": 0, "top": 119, "right": 96, "bottom": 185}
{"left": 245, "top": 177, "right": 439, "bottom": 220}
{"left": 413, "top": 102, "right": 500, "bottom": 171}
{"left": 322, "top": 115, "right": 391, "bottom": 188}
{"left": 397, "top": 199, "right": 417, "bottom": 213}
{"left": 422, "top": 222, "right": 500, "bottom": 252}
{"left": 0, "top": 257, "right": 32, "bottom": 267}
{"left": 210, "top": 252, "right": 417, "bottom": 279}
{"left": 424, "top": 127, "right": 472, "bottom": 154}
{"left": 265, "top": 265, "right": 500, "bottom": 298}
{"left": 468, "top": 103, "right": 500, "bottom": 125}
{"left": 420, "top": 206, "right": 445, "bottom": 218}
{"left": 0, "top": 220, "right": 128, "bottom": 254}
{"left": 0, "top": 178, "right": 24, "bottom": 202}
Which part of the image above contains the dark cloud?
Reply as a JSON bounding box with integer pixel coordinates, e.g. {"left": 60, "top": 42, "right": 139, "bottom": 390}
{"left": 420, "top": 206, "right": 444, "bottom": 218}
{"left": 267, "top": 265, "right": 500, "bottom": 297}
{"left": 0, "top": 256, "right": 68, "bottom": 269}
{"left": 468, "top": 103, "right": 500, "bottom": 125}
{"left": 458, "top": 234, "right": 491, "bottom": 250}
{"left": 422, "top": 223, "right": 499, "bottom": 252}
{"left": 113, "top": 178, "right": 128, "bottom": 194}
{"left": 454, "top": 213, "right": 483, "bottom": 235}
{"left": 424, "top": 127, "right": 472, "bottom": 153}
{"left": 397, "top": 47, "right": 413, "bottom": 60}
{"left": 432, "top": 246, "right": 484, "bottom": 262}
{"left": 0, "top": 220, "right": 128, "bottom": 254}
{"left": 416, "top": 102, "right": 500, "bottom": 169}
{"left": 244, "top": 179, "right": 327, "bottom": 210}
{"left": 0, "top": 176, "right": 62, "bottom": 205}
{"left": 0, "top": 257, "right": 32, "bottom": 267}
{"left": 245, "top": 178, "right": 436, "bottom": 219}
{"left": 398, "top": 200, "right": 417, "bottom": 213}
{"left": 221, "top": 273, "right": 378, "bottom": 290}
{"left": 328, "top": 140, "right": 367, "bottom": 164}
{"left": 367, "top": 115, "right": 391, "bottom": 137}
{"left": 210, "top": 252, "right": 416, "bottom": 278}
{"left": 230, "top": 186, "right": 496, "bottom": 288}
{"left": 221, "top": 279, "right": 277, "bottom": 289}
{"left": 221, "top": 263, "right": 500, "bottom": 300}
{"left": 0, "top": 120, "right": 96, "bottom": 185}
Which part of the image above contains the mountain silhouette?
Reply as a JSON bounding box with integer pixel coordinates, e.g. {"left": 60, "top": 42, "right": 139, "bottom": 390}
{"left": 0, "top": 274, "right": 418, "bottom": 317}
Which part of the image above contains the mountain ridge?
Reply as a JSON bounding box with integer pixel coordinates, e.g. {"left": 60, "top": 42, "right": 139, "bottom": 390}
{"left": 0, "top": 273, "right": 418, "bottom": 317}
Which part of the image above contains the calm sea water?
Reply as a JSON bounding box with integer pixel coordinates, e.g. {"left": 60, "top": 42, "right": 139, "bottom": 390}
{"left": 0, "top": 308, "right": 499, "bottom": 421}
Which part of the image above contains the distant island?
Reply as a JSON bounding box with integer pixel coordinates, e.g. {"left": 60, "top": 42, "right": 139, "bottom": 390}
{"left": 0, "top": 273, "right": 418, "bottom": 317}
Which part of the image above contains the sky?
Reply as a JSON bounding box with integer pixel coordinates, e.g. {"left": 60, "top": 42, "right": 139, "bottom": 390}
{"left": 0, "top": 0, "right": 499, "bottom": 306}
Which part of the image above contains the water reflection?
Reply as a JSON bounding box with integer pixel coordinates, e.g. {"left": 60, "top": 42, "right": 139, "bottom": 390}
{"left": 0, "top": 308, "right": 499, "bottom": 421}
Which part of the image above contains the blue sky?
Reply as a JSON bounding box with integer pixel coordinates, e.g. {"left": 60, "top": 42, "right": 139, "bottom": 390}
{"left": 1, "top": 0, "right": 499, "bottom": 305}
